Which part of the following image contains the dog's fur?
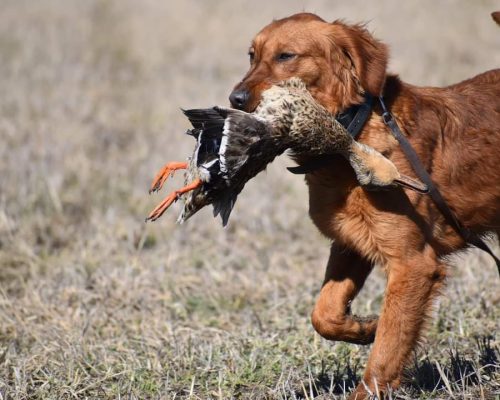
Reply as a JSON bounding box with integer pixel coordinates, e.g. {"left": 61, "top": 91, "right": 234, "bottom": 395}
{"left": 229, "top": 13, "right": 500, "bottom": 399}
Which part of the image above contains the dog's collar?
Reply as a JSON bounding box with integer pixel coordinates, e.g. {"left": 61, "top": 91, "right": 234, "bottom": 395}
{"left": 336, "top": 93, "right": 373, "bottom": 139}
{"left": 287, "top": 93, "right": 373, "bottom": 174}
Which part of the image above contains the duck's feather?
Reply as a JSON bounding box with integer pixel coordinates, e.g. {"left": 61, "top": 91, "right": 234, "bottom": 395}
{"left": 182, "top": 108, "right": 225, "bottom": 130}
{"left": 215, "top": 107, "right": 275, "bottom": 182}
{"left": 183, "top": 108, "right": 226, "bottom": 169}
{"left": 180, "top": 106, "right": 284, "bottom": 225}
{"left": 212, "top": 190, "right": 238, "bottom": 226}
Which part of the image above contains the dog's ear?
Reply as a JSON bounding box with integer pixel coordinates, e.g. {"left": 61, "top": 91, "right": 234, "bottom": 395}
{"left": 328, "top": 22, "right": 389, "bottom": 97}
{"left": 492, "top": 11, "right": 500, "bottom": 26}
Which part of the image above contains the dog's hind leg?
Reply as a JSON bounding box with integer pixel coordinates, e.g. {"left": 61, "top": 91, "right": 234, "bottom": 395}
{"left": 311, "top": 243, "right": 377, "bottom": 345}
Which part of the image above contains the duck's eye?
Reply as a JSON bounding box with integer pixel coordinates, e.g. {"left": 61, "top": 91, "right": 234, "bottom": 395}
{"left": 276, "top": 52, "right": 296, "bottom": 62}
{"left": 248, "top": 51, "right": 255, "bottom": 62}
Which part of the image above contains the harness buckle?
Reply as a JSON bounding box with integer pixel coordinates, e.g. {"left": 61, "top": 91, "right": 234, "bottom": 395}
{"left": 382, "top": 111, "right": 393, "bottom": 125}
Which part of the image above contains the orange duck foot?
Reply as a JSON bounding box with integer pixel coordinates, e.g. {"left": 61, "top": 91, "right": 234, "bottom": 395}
{"left": 146, "top": 178, "right": 202, "bottom": 222}
{"left": 149, "top": 161, "right": 188, "bottom": 194}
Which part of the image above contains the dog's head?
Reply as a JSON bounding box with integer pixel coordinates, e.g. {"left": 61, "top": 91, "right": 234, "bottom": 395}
{"left": 229, "top": 13, "right": 388, "bottom": 114}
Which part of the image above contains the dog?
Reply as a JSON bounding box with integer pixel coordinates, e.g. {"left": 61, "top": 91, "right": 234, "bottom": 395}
{"left": 229, "top": 12, "right": 500, "bottom": 399}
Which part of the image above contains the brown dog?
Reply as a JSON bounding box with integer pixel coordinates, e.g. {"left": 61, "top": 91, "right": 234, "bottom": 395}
{"left": 229, "top": 13, "right": 500, "bottom": 399}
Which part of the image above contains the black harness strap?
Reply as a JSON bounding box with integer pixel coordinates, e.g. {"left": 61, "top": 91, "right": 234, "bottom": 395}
{"left": 378, "top": 96, "right": 500, "bottom": 275}
{"left": 337, "top": 93, "right": 374, "bottom": 139}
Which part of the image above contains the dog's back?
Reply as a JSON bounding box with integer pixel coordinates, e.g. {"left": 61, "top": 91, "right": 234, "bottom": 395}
{"left": 431, "top": 69, "right": 500, "bottom": 234}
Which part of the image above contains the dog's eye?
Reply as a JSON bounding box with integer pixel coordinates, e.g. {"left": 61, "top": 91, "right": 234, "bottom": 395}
{"left": 276, "top": 52, "right": 296, "bottom": 62}
{"left": 248, "top": 51, "right": 255, "bottom": 62}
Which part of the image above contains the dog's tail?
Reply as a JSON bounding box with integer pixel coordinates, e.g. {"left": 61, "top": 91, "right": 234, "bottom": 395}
{"left": 492, "top": 11, "right": 500, "bottom": 25}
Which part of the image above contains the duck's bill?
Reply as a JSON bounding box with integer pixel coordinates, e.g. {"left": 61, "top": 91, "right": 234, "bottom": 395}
{"left": 394, "top": 175, "right": 429, "bottom": 194}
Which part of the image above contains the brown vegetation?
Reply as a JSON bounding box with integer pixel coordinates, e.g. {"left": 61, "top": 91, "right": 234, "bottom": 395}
{"left": 0, "top": 1, "right": 499, "bottom": 399}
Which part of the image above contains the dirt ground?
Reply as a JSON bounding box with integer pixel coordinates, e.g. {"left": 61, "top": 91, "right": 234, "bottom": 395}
{"left": 0, "top": 1, "right": 499, "bottom": 399}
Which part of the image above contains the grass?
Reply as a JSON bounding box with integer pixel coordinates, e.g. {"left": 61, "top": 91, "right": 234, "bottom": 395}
{"left": 0, "top": 0, "right": 499, "bottom": 399}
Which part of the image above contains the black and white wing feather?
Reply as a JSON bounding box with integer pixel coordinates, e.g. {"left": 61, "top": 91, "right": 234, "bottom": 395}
{"left": 181, "top": 107, "right": 285, "bottom": 226}
{"left": 182, "top": 108, "right": 223, "bottom": 179}
{"left": 214, "top": 107, "right": 273, "bottom": 182}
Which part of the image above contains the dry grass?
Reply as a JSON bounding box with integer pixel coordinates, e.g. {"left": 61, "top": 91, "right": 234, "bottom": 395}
{"left": 0, "top": 1, "right": 499, "bottom": 399}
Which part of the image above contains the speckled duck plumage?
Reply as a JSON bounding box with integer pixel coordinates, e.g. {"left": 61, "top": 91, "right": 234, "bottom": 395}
{"left": 146, "top": 78, "right": 426, "bottom": 225}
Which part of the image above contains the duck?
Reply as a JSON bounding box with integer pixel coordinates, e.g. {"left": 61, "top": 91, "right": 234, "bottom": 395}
{"left": 146, "top": 78, "right": 427, "bottom": 225}
{"left": 146, "top": 107, "right": 287, "bottom": 225}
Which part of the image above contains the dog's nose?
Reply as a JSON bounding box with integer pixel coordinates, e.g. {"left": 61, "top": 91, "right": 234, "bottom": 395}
{"left": 229, "top": 89, "right": 250, "bottom": 110}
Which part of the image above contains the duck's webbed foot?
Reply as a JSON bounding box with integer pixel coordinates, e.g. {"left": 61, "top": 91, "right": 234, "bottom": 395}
{"left": 348, "top": 143, "right": 428, "bottom": 193}
{"left": 146, "top": 178, "right": 202, "bottom": 222}
{"left": 149, "top": 161, "right": 188, "bottom": 194}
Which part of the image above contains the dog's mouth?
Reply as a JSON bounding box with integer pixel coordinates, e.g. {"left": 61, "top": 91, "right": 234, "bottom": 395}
{"left": 242, "top": 97, "right": 262, "bottom": 113}
{"left": 229, "top": 80, "right": 278, "bottom": 112}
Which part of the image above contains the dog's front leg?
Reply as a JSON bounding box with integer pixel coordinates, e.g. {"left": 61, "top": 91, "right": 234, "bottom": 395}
{"left": 350, "top": 248, "right": 447, "bottom": 399}
{"left": 311, "top": 243, "right": 377, "bottom": 345}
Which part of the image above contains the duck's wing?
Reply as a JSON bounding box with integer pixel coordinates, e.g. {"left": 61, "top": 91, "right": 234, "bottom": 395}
{"left": 183, "top": 108, "right": 225, "bottom": 172}
{"left": 181, "top": 107, "right": 284, "bottom": 226}
{"left": 211, "top": 107, "right": 288, "bottom": 226}
{"left": 182, "top": 108, "right": 225, "bottom": 130}
{"left": 185, "top": 106, "right": 273, "bottom": 225}
{"left": 183, "top": 108, "right": 223, "bottom": 141}
{"left": 214, "top": 107, "right": 273, "bottom": 182}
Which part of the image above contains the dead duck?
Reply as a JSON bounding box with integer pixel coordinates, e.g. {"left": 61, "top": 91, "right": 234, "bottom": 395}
{"left": 146, "top": 107, "right": 287, "bottom": 225}
{"left": 146, "top": 78, "right": 427, "bottom": 225}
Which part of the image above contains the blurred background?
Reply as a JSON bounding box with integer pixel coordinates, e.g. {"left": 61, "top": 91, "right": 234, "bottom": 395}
{"left": 0, "top": 1, "right": 499, "bottom": 398}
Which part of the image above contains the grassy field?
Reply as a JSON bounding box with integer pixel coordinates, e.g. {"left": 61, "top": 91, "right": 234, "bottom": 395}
{"left": 0, "top": 1, "right": 499, "bottom": 399}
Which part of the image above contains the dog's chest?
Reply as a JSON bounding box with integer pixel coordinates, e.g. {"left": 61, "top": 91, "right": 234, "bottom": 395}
{"left": 306, "top": 172, "right": 398, "bottom": 264}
